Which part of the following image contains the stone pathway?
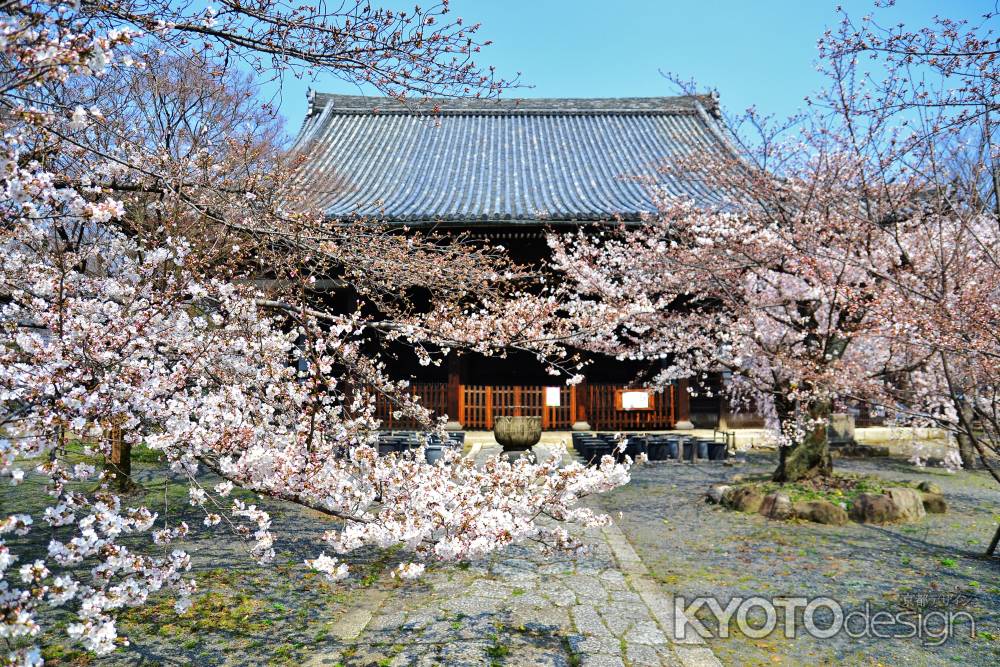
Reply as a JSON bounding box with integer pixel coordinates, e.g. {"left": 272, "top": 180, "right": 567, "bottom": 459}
{"left": 307, "top": 442, "right": 720, "bottom": 667}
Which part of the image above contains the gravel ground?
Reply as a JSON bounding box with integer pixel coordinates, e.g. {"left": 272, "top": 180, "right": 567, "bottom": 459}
{"left": 12, "top": 447, "right": 998, "bottom": 666}
{"left": 596, "top": 452, "right": 1000, "bottom": 667}
{"left": 14, "top": 449, "right": 705, "bottom": 667}
{"left": 10, "top": 462, "right": 390, "bottom": 667}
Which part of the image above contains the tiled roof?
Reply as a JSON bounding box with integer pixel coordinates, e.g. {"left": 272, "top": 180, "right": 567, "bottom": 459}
{"left": 290, "top": 93, "right": 736, "bottom": 225}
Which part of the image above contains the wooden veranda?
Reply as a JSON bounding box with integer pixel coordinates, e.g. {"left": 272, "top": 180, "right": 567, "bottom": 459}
{"left": 374, "top": 380, "right": 686, "bottom": 431}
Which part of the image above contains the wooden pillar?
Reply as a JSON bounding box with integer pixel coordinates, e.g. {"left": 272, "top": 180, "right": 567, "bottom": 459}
{"left": 485, "top": 386, "right": 493, "bottom": 430}
{"left": 445, "top": 354, "right": 463, "bottom": 431}
{"left": 675, "top": 378, "right": 694, "bottom": 430}
{"left": 571, "top": 379, "right": 591, "bottom": 431}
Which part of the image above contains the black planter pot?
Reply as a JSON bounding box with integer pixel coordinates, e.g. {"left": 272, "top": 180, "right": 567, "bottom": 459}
{"left": 664, "top": 439, "right": 679, "bottom": 459}
{"left": 576, "top": 439, "right": 603, "bottom": 464}
{"left": 682, "top": 439, "right": 697, "bottom": 461}
{"left": 592, "top": 443, "right": 615, "bottom": 463}
{"left": 425, "top": 445, "right": 446, "bottom": 464}
{"left": 648, "top": 441, "right": 669, "bottom": 461}
{"left": 708, "top": 441, "right": 728, "bottom": 461}
{"left": 696, "top": 440, "right": 710, "bottom": 460}
{"left": 625, "top": 436, "right": 648, "bottom": 460}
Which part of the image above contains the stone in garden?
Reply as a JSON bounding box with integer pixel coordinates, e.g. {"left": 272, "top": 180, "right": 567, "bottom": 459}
{"left": 792, "top": 499, "right": 848, "bottom": 525}
{"left": 921, "top": 492, "right": 948, "bottom": 514}
{"left": 850, "top": 493, "right": 902, "bottom": 524}
{"left": 707, "top": 484, "right": 730, "bottom": 504}
{"left": 827, "top": 412, "right": 856, "bottom": 445}
{"left": 917, "top": 480, "right": 942, "bottom": 494}
{"left": 759, "top": 492, "right": 793, "bottom": 520}
{"left": 730, "top": 474, "right": 745, "bottom": 483}
{"left": 723, "top": 486, "right": 763, "bottom": 513}
{"left": 885, "top": 487, "right": 926, "bottom": 521}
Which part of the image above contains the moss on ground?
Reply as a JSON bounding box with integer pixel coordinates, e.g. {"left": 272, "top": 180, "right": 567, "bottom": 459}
{"left": 111, "top": 561, "right": 360, "bottom": 665}
{"left": 3, "top": 455, "right": 406, "bottom": 666}
{"left": 40, "top": 644, "right": 93, "bottom": 666}
{"left": 745, "top": 471, "right": 914, "bottom": 511}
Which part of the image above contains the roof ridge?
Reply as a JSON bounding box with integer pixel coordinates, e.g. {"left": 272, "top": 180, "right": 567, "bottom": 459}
{"left": 306, "top": 91, "right": 719, "bottom": 117}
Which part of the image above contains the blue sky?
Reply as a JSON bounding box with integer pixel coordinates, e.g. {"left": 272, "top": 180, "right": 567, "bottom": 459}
{"left": 272, "top": 0, "right": 989, "bottom": 133}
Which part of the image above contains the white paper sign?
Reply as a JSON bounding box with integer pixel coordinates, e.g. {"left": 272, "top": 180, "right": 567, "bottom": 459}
{"left": 544, "top": 386, "right": 561, "bottom": 407}
{"left": 621, "top": 390, "right": 650, "bottom": 410}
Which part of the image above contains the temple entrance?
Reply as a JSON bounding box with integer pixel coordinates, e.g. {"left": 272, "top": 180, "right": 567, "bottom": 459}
{"left": 460, "top": 384, "right": 577, "bottom": 429}
{"left": 374, "top": 382, "right": 677, "bottom": 431}
{"left": 374, "top": 346, "right": 687, "bottom": 431}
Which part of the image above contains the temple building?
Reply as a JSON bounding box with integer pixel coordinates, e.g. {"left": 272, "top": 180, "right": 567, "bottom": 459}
{"left": 290, "top": 92, "right": 743, "bottom": 431}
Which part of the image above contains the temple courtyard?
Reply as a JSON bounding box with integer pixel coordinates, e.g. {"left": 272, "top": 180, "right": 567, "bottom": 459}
{"left": 23, "top": 436, "right": 997, "bottom": 667}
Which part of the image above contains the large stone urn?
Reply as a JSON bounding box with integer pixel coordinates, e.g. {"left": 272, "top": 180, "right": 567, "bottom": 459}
{"left": 493, "top": 415, "right": 542, "bottom": 453}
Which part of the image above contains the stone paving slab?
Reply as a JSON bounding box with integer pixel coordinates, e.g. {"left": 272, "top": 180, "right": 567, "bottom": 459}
{"left": 304, "top": 443, "right": 720, "bottom": 667}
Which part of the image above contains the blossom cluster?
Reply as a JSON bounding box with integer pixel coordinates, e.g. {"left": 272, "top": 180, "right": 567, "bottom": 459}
{"left": 0, "top": 3, "right": 629, "bottom": 663}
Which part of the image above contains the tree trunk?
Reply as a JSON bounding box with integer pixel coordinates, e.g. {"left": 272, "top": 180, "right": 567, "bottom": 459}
{"left": 773, "top": 399, "right": 833, "bottom": 482}
{"left": 957, "top": 431, "right": 979, "bottom": 470}
{"left": 955, "top": 403, "right": 980, "bottom": 470}
{"left": 988, "top": 523, "right": 1000, "bottom": 558}
{"left": 105, "top": 424, "right": 135, "bottom": 493}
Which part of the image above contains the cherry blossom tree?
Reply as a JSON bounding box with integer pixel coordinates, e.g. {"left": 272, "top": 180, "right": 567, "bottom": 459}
{"left": 551, "top": 1, "right": 999, "bottom": 488}
{"left": 817, "top": 1, "right": 1000, "bottom": 553}
{"left": 47, "top": 51, "right": 289, "bottom": 489}
{"left": 0, "top": 1, "right": 628, "bottom": 662}
{"left": 549, "top": 149, "right": 905, "bottom": 482}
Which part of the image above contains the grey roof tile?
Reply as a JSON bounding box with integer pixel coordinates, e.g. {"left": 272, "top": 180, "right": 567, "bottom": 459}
{"left": 289, "top": 93, "right": 734, "bottom": 224}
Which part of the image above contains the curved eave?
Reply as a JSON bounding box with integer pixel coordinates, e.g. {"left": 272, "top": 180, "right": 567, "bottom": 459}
{"left": 319, "top": 213, "right": 653, "bottom": 229}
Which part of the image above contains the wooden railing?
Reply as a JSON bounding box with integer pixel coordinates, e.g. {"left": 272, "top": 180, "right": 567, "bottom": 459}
{"left": 373, "top": 383, "right": 449, "bottom": 430}
{"left": 374, "top": 382, "right": 676, "bottom": 431}
{"left": 460, "top": 384, "right": 491, "bottom": 430}
{"left": 586, "top": 383, "right": 675, "bottom": 431}
{"left": 460, "top": 385, "right": 575, "bottom": 430}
